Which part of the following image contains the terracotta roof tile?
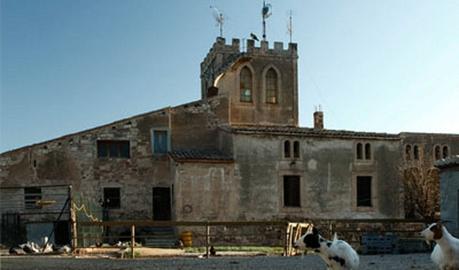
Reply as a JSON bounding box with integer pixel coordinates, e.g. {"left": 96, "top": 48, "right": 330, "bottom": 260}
{"left": 226, "top": 125, "right": 400, "bottom": 140}
{"left": 169, "top": 149, "right": 233, "bottom": 163}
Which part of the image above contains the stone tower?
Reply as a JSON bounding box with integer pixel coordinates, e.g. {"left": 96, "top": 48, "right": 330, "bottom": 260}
{"left": 200, "top": 37, "right": 298, "bottom": 127}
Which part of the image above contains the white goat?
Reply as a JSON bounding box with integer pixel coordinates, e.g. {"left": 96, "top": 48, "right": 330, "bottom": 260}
{"left": 294, "top": 226, "right": 359, "bottom": 270}
{"left": 421, "top": 222, "right": 459, "bottom": 270}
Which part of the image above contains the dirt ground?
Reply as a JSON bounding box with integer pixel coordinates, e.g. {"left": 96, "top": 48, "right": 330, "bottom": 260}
{"left": 0, "top": 253, "right": 435, "bottom": 270}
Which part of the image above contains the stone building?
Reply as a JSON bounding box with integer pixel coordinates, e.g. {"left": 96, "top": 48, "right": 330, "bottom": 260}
{"left": 1, "top": 37, "right": 459, "bottom": 244}
{"left": 435, "top": 156, "right": 459, "bottom": 237}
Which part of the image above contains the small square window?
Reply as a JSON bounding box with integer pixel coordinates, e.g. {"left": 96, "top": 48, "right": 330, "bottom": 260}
{"left": 97, "top": 140, "right": 130, "bottom": 158}
{"left": 24, "top": 187, "right": 42, "bottom": 209}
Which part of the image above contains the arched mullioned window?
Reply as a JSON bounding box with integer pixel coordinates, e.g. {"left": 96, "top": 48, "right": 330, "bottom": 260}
{"left": 413, "top": 145, "right": 420, "bottom": 160}
{"left": 365, "top": 143, "right": 371, "bottom": 160}
{"left": 240, "top": 67, "right": 253, "bottom": 102}
{"left": 442, "top": 145, "right": 449, "bottom": 159}
{"left": 405, "top": 145, "right": 412, "bottom": 160}
{"left": 356, "top": 143, "right": 363, "bottom": 160}
{"left": 284, "top": 141, "right": 291, "bottom": 158}
{"left": 265, "top": 68, "right": 278, "bottom": 104}
{"left": 293, "top": 141, "right": 300, "bottom": 158}
{"left": 434, "top": 145, "right": 441, "bottom": 160}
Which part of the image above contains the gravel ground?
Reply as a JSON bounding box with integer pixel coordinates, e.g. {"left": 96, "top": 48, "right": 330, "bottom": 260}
{"left": 0, "top": 253, "right": 435, "bottom": 270}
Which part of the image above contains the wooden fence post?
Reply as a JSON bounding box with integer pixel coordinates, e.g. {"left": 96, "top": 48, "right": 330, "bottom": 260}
{"left": 69, "top": 185, "right": 78, "bottom": 250}
{"left": 205, "top": 222, "right": 210, "bottom": 258}
{"left": 131, "top": 224, "right": 135, "bottom": 258}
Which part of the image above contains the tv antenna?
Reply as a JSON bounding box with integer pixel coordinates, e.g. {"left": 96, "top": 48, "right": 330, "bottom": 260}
{"left": 287, "top": 10, "right": 293, "bottom": 43}
{"left": 210, "top": 6, "right": 225, "bottom": 37}
{"left": 262, "top": 1, "right": 272, "bottom": 40}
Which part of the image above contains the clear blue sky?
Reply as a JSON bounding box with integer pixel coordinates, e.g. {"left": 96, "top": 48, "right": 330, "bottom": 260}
{"left": 1, "top": 0, "right": 458, "bottom": 153}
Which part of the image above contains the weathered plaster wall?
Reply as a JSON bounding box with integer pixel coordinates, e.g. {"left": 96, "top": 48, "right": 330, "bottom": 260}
{"left": 439, "top": 166, "right": 459, "bottom": 236}
{"left": 173, "top": 162, "right": 239, "bottom": 221}
{"left": 232, "top": 133, "right": 402, "bottom": 220}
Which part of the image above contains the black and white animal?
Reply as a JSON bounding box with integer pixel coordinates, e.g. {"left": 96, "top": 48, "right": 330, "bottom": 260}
{"left": 420, "top": 222, "right": 459, "bottom": 270}
{"left": 294, "top": 226, "right": 359, "bottom": 270}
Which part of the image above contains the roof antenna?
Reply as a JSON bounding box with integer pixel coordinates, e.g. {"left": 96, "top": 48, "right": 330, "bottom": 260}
{"left": 287, "top": 10, "right": 293, "bottom": 43}
{"left": 262, "top": 1, "right": 272, "bottom": 40}
{"left": 210, "top": 6, "right": 225, "bottom": 37}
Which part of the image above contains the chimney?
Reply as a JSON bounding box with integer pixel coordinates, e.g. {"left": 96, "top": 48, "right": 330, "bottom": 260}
{"left": 313, "top": 110, "right": 324, "bottom": 130}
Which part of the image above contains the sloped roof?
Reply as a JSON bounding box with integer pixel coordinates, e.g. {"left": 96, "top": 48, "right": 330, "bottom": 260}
{"left": 169, "top": 149, "right": 233, "bottom": 163}
{"left": 224, "top": 125, "right": 400, "bottom": 140}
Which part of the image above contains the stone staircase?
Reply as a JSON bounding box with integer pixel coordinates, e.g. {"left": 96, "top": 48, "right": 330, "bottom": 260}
{"left": 143, "top": 227, "right": 177, "bottom": 248}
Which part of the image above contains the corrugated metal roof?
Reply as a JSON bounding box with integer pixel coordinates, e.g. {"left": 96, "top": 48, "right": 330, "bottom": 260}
{"left": 435, "top": 155, "right": 459, "bottom": 169}
{"left": 169, "top": 149, "right": 233, "bottom": 163}
{"left": 225, "top": 125, "right": 400, "bottom": 140}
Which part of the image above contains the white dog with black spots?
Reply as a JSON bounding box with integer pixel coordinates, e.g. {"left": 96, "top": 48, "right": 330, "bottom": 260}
{"left": 294, "top": 226, "right": 359, "bottom": 270}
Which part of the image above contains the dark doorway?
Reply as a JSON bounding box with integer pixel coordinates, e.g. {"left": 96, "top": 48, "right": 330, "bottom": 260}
{"left": 357, "top": 176, "right": 372, "bottom": 207}
{"left": 153, "top": 187, "right": 171, "bottom": 220}
{"left": 1, "top": 213, "right": 23, "bottom": 246}
{"left": 283, "top": 175, "right": 300, "bottom": 207}
{"left": 54, "top": 220, "right": 70, "bottom": 245}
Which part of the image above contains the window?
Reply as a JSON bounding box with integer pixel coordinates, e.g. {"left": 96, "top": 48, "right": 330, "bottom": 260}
{"left": 240, "top": 67, "right": 253, "bottom": 102}
{"left": 103, "top": 188, "right": 120, "bottom": 209}
{"left": 405, "top": 144, "right": 412, "bottom": 160}
{"left": 24, "top": 187, "right": 42, "bottom": 209}
{"left": 356, "top": 143, "right": 363, "bottom": 160}
{"left": 357, "top": 176, "right": 372, "bottom": 207}
{"left": 152, "top": 130, "right": 169, "bottom": 154}
{"left": 434, "top": 145, "right": 441, "bottom": 160}
{"left": 265, "top": 68, "right": 278, "bottom": 104}
{"left": 442, "top": 146, "right": 449, "bottom": 159}
{"left": 283, "top": 175, "right": 300, "bottom": 207}
{"left": 293, "top": 141, "right": 300, "bottom": 158}
{"left": 413, "top": 145, "right": 420, "bottom": 160}
{"left": 356, "top": 142, "right": 372, "bottom": 161}
{"left": 97, "top": 140, "right": 130, "bottom": 158}
{"left": 284, "top": 140, "right": 291, "bottom": 158}
{"left": 365, "top": 143, "right": 371, "bottom": 160}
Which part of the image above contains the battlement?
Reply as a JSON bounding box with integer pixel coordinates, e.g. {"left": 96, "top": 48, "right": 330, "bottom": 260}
{"left": 201, "top": 37, "right": 297, "bottom": 71}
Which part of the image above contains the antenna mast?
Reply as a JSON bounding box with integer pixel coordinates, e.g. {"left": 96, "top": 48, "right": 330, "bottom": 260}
{"left": 287, "top": 10, "right": 293, "bottom": 43}
{"left": 210, "top": 6, "right": 225, "bottom": 37}
{"left": 262, "top": 1, "right": 272, "bottom": 40}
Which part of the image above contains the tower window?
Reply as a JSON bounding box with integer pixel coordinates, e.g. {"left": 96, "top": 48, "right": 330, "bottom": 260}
{"left": 284, "top": 140, "right": 291, "bottom": 158}
{"left": 356, "top": 176, "right": 372, "bottom": 207}
{"left": 265, "top": 68, "right": 278, "bottom": 104}
{"left": 240, "top": 67, "right": 253, "bottom": 102}
{"left": 283, "top": 175, "right": 300, "bottom": 207}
